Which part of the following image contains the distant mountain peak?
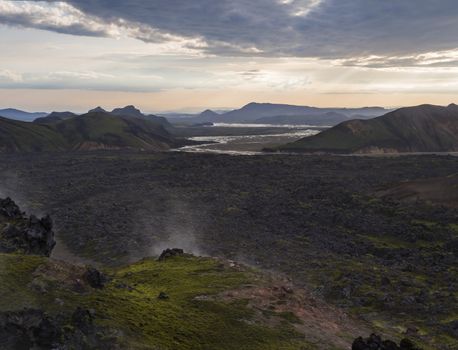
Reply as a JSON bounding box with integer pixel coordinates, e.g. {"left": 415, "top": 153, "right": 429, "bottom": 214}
{"left": 88, "top": 106, "right": 106, "bottom": 113}
{"left": 0, "top": 108, "right": 48, "bottom": 122}
{"left": 111, "top": 105, "right": 144, "bottom": 117}
{"left": 200, "top": 109, "right": 219, "bottom": 116}
{"left": 243, "top": 102, "right": 268, "bottom": 108}
{"left": 34, "top": 111, "right": 77, "bottom": 124}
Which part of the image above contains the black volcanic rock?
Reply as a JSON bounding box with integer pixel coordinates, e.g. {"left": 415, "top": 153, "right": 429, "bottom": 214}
{"left": 0, "top": 308, "right": 114, "bottom": 349}
{"left": 352, "top": 334, "right": 422, "bottom": 350}
{"left": 84, "top": 267, "right": 108, "bottom": 289}
{"left": 158, "top": 248, "right": 184, "bottom": 261}
{"left": 0, "top": 309, "right": 61, "bottom": 349}
{"left": 0, "top": 198, "right": 56, "bottom": 256}
{"left": 71, "top": 307, "right": 95, "bottom": 335}
{"left": 0, "top": 197, "right": 23, "bottom": 218}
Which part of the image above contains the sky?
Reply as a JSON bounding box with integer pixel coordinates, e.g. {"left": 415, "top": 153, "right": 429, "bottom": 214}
{"left": 1, "top": 0, "right": 458, "bottom": 113}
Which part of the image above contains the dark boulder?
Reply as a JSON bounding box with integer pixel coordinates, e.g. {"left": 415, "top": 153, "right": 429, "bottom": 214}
{"left": 71, "top": 307, "right": 94, "bottom": 335}
{"left": 400, "top": 338, "right": 421, "bottom": 349}
{"left": 0, "top": 309, "right": 60, "bottom": 349}
{"left": 158, "top": 248, "right": 184, "bottom": 261}
{"left": 0, "top": 198, "right": 56, "bottom": 256}
{"left": 158, "top": 291, "right": 169, "bottom": 300}
{"left": 352, "top": 336, "right": 367, "bottom": 350}
{"left": 0, "top": 197, "right": 23, "bottom": 219}
{"left": 352, "top": 334, "right": 422, "bottom": 350}
{"left": 84, "top": 267, "right": 108, "bottom": 289}
{"left": 0, "top": 308, "right": 116, "bottom": 349}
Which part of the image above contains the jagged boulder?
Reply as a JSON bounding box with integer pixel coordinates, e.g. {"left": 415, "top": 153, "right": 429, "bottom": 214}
{"left": 0, "top": 309, "right": 60, "bottom": 349}
{"left": 0, "top": 197, "right": 23, "bottom": 219}
{"left": 158, "top": 248, "right": 184, "bottom": 261}
{"left": 0, "top": 198, "right": 56, "bottom": 256}
{"left": 0, "top": 308, "right": 117, "bottom": 349}
{"left": 352, "top": 334, "right": 422, "bottom": 350}
{"left": 84, "top": 267, "right": 108, "bottom": 289}
{"left": 71, "top": 307, "right": 95, "bottom": 335}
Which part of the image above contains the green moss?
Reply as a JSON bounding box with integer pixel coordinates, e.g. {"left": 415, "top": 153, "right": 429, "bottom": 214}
{"left": 0, "top": 253, "right": 46, "bottom": 310}
{"left": 0, "top": 254, "right": 313, "bottom": 350}
{"left": 411, "top": 219, "right": 438, "bottom": 229}
{"left": 449, "top": 224, "right": 458, "bottom": 234}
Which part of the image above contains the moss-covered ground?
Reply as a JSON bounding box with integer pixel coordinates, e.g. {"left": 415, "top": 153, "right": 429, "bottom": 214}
{"left": 0, "top": 253, "right": 313, "bottom": 349}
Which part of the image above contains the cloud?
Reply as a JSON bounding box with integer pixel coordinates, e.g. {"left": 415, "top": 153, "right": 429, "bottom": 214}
{"left": 2, "top": 0, "right": 458, "bottom": 59}
{"left": 0, "top": 0, "right": 114, "bottom": 37}
{"left": 0, "top": 0, "right": 200, "bottom": 46}
{"left": 0, "top": 69, "right": 164, "bottom": 92}
{"left": 337, "top": 49, "right": 458, "bottom": 69}
{"left": 38, "top": 0, "right": 458, "bottom": 58}
{"left": 0, "top": 69, "right": 22, "bottom": 82}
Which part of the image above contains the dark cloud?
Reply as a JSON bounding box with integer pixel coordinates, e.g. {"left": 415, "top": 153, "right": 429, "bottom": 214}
{"left": 0, "top": 12, "right": 108, "bottom": 37}
{"left": 10, "top": 0, "right": 458, "bottom": 58}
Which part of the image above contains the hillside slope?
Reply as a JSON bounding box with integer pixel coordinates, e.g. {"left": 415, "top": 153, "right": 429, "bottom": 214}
{"left": 279, "top": 104, "right": 458, "bottom": 153}
{"left": 52, "top": 111, "right": 174, "bottom": 151}
{"left": 34, "top": 111, "right": 77, "bottom": 124}
{"left": 0, "top": 116, "right": 67, "bottom": 152}
{"left": 0, "top": 111, "right": 178, "bottom": 152}
{"left": 0, "top": 197, "right": 384, "bottom": 350}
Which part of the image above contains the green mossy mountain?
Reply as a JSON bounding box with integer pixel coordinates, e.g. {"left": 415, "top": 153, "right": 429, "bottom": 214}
{"left": 279, "top": 104, "right": 458, "bottom": 153}
{"left": 0, "top": 111, "right": 176, "bottom": 152}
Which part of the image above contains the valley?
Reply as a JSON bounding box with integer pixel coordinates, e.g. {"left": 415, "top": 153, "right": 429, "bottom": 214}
{"left": 0, "top": 151, "right": 457, "bottom": 349}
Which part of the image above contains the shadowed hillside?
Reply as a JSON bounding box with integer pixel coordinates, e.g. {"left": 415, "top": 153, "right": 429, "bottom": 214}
{"left": 279, "top": 104, "right": 458, "bottom": 153}
{"left": 0, "top": 116, "right": 67, "bottom": 152}
{"left": 0, "top": 111, "right": 179, "bottom": 152}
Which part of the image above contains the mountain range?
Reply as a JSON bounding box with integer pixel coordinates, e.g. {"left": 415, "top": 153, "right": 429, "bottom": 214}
{"left": 165, "top": 102, "right": 391, "bottom": 125}
{"left": 279, "top": 104, "right": 458, "bottom": 153}
{"left": 1, "top": 103, "right": 390, "bottom": 126}
{"left": 0, "top": 108, "right": 48, "bottom": 122}
{"left": 0, "top": 106, "right": 178, "bottom": 152}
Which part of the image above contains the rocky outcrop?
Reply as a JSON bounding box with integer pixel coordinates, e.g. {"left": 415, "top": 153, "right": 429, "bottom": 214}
{"left": 0, "top": 308, "right": 117, "bottom": 350}
{"left": 158, "top": 248, "right": 185, "bottom": 261}
{"left": 352, "top": 334, "right": 422, "bottom": 350}
{"left": 0, "top": 197, "right": 23, "bottom": 219}
{"left": 0, "top": 197, "right": 56, "bottom": 256}
{"left": 84, "top": 267, "right": 108, "bottom": 289}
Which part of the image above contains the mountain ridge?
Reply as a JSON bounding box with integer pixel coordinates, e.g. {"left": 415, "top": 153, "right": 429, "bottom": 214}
{"left": 167, "top": 102, "right": 390, "bottom": 125}
{"left": 0, "top": 108, "right": 48, "bottom": 122}
{"left": 0, "top": 109, "right": 179, "bottom": 152}
{"left": 278, "top": 104, "right": 458, "bottom": 153}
